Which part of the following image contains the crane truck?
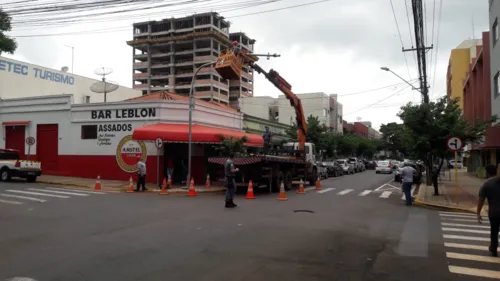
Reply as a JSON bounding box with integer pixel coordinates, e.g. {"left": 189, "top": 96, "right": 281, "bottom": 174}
{"left": 207, "top": 46, "right": 318, "bottom": 192}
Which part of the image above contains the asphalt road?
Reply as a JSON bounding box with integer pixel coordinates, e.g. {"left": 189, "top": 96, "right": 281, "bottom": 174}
{"left": 0, "top": 171, "right": 497, "bottom": 281}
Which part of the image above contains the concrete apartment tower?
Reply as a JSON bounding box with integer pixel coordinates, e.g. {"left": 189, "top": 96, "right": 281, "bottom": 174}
{"left": 229, "top": 32, "right": 255, "bottom": 108}
{"left": 127, "top": 12, "right": 255, "bottom": 107}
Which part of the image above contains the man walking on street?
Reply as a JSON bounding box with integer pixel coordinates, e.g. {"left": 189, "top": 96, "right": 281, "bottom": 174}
{"left": 401, "top": 163, "right": 416, "bottom": 206}
{"left": 477, "top": 164, "right": 500, "bottom": 257}
{"left": 224, "top": 152, "right": 239, "bottom": 208}
{"left": 136, "top": 156, "right": 147, "bottom": 192}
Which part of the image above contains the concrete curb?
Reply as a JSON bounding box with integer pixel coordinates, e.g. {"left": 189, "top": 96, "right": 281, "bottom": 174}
{"left": 414, "top": 199, "right": 476, "bottom": 214}
{"left": 37, "top": 180, "right": 127, "bottom": 192}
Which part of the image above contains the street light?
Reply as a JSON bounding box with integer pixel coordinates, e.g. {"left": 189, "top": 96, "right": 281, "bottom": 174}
{"left": 186, "top": 60, "right": 217, "bottom": 188}
{"left": 380, "top": 66, "right": 420, "bottom": 92}
{"left": 64, "top": 45, "right": 74, "bottom": 73}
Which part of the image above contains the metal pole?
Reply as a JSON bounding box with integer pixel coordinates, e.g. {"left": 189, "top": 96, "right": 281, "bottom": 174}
{"left": 380, "top": 67, "right": 420, "bottom": 92}
{"left": 454, "top": 151, "right": 459, "bottom": 205}
{"left": 64, "top": 45, "right": 74, "bottom": 73}
{"left": 187, "top": 61, "right": 217, "bottom": 188}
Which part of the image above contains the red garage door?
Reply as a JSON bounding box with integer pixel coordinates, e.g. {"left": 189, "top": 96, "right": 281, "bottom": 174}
{"left": 37, "top": 124, "right": 59, "bottom": 173}
{"left": 5, "top": 126, "right": 26, "bottom": 159}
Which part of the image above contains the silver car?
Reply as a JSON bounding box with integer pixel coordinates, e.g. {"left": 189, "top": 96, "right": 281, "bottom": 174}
{"left": 375, "top": 160, "right": 393, "bottom": 174}
{"left": 336, "top": 159, "right": 354, "bottom": 175}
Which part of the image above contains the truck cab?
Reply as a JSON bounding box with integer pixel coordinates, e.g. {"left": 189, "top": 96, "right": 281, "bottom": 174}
{"left": 282, "top": 142, "right": 317, "bottom": 165}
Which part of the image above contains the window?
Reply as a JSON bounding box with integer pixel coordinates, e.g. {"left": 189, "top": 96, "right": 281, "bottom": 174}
{"left": 84, "top": 96, "right": 90, "bottom": 103}
{"left": 493, "top": 19, "right": 499, "bottom": 45}
{"left": 495, "top": 72, "right": 500, "bottom": 99}
{"left": 81, "top": 125, "right": 98, "bottom": 139}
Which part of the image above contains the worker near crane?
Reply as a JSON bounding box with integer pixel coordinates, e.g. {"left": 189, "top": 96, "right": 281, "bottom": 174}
{"left": 232, "top": 41, "right": 241, "bottom": 57}
{"left": 224, "top": 152, "right": 239, "bottom": 208}
{"left": 262, "top": 126, "right": 272, "bottom": 154}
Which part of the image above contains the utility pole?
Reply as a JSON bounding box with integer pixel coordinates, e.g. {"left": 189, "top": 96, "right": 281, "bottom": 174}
{"left": 403, "top": 0, "right": 432, "bottom": 104}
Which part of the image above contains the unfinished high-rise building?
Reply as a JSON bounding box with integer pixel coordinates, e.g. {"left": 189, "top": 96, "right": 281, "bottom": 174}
{"left": 127, "top": 12, "right": 255, "bottom": 107}
{"left": 229, "top": 32, "right": 255, "bottom": 108}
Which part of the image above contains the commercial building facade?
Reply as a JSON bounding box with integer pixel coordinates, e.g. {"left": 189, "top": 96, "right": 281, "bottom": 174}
{"left": 0, "top": 92, "right": 262, "bottom": 185}
{"left": 447, "top": 39, "right": 483, "bottom": 110}
{"left": 127, "top": 12, "right": 255, "bottom": 107}
{"left": 242, "top": 114, "right": 291, "bottom": 145}
{"left": 0, "top": 56, "right": 141, "bottom": 103}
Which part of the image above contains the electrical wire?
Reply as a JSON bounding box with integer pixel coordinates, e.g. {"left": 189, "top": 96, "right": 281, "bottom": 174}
{"left": 404, "top": 0, "right": 418, "bottom": 71}
{"left": 431, "top": 0, "right": 442, "bottom": 99}
{"left": 343, "top": 84, "right": 412, "bottom": 116}
{"left": 389, "top": 0, "right": 412, "bottom": 81}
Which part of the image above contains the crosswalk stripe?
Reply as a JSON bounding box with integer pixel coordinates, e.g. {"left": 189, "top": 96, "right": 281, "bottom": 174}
{"left": 440, "top": 211, "right": 475, "bottom": 216}
{"left": 441, "top": 217, "right": 489, "bottom": 224}
{"left": 337, "top": 189, "right": 353, "bottom": 195}
{"left": 440, "top": 213, "right": 475, "bottom": 218}
{"left": 0, "top": 193, "right": 46, "bottom": 203}
{"left": 0, "top": 198, "right": 23, "bottom": 205}
{"left": 447, "top": 252, "right": 500, "bottom": 264}
{"left": 443, "top": 234, "right": 492, "bottom": 242}
{"left": 441, "top": 223, "right": 490, "bottom": 229}
{"left": 304, "top": 187, "right": 316, "bottom": 192}
{"left": 6, "top": 190, "right": 69, "bottom": 198}
{"left": 317, "top": 187, "right": 335, "bottom": 194}
{"left": 358, "top": 190, "right": 372, "bottom": 196}
{"left": 449, "top": 266, "right": 500, "bottom": 279}
{"left": 47, "top": 187, "right": 106, "bottom": 195}
{"left": 27, "top": 188, "right": 89, "bottom": 196}
{"left": 442, "top": 227, "right": 489, "bottom": 235}
{"left": 444, "top": 242, "right": 489, "bottom": 251}
{"left": 379, "top": 191, "right": 392, "bottom": 198}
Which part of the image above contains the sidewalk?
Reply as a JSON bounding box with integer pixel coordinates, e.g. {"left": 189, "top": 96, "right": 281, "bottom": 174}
{"left": 415, "top": 169, "right": 487, "bottom": 215}
{"left": 37, "top": 175, "right": 225, "bottom": 193}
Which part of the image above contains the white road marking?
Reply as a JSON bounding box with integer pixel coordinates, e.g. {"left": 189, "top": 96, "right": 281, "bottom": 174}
{"left": 379, "top": 191, "right": 392, "bottom": 198}
{"left": 441, "top": 217, "right": 488, "bottom": 224}
{"left": 444, "top": 242, "right": 489, "bottom": 251}
{"left": 442, "top": 227, "right": 489, "bottom": 235}
{"left": 304, "top": 187, "right": 316, "bottom": 192}
{"left": 440, "top": 211, "right": 475, "bottom": 216}
{"left": 447, "top": 252, "right": 500, "bottom": 264}
{"left": 317, "top": 187, "right": 335, "bottom": 194}
{"left": 0, "top": 193, "right": 46, "bottom": 203}
{"left": 0, "top": 198, "right": 23, "bottom": 205}
{"left": 47, "top": 187, "right": 106, "bottom": 194}
{"left": 358, "top": 190, "right": 372, "bottom": 196}
{"left": 443, "top": 234, "right": 493, "bottom": 242}
{"left": 337, "top": 189, "right": 353, "bottom": 195}
{"left": 27, "top": 188, "right": 89, "bottom": 196}
{"left": 374, "top": 179, "right": 397, "bottom": 192}
{"left": 440, "top": 213, "right": 476, "bottom": 218}
{"left": 441, "top": 222, "right": 490, "bottom": 229}
{"left": 448, "top": 266, "right": 500, "bottom": 279}
{"left": 6, "top": 190, "right": 69, "bottom": 198}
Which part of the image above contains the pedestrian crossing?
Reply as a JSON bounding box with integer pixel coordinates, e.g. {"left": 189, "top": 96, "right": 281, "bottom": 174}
{"left": 439, "top": 211, "right": 500, "bottom": 279}
{"left": 311, "top": 186, "right": 414, "bottom": 200}
{"left": 0, "top": 186, "right": 107, "bottom": 207}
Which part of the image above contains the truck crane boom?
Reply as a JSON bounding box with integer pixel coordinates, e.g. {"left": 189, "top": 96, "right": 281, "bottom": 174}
{"left": 215, "top": 48, "right": 308, "bottom": 151}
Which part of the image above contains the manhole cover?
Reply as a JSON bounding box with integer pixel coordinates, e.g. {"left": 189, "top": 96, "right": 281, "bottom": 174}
{"left": 293, "top": 209, "right": 315, "bottom": 213}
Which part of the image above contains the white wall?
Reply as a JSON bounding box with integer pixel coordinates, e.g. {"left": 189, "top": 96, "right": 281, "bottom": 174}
{"left": 239, "top": 96, "right": 275, "bottom": 121}
{"left": 279, "top": 92, "right": 330, "bottom": 126}
{"left": 0, "top": 56, "right": 142, "bottom": 103}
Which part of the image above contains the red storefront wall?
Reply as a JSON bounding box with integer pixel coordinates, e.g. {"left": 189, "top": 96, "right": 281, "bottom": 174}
{"left": 463, "top": 31, "right": 500, "bottom": 150}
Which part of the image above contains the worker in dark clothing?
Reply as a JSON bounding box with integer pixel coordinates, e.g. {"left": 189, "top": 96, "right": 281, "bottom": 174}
{"left": 477, "top": 164, "right": 500, "bottom": 257}
{"left": 232, "top": 41, "right": 241, "bottom": 57}
{"left": 262, "top": 126, "right": 272, "bottom": 154}
{"left": 224, "top": 152, "right": 239, "bottom": 208}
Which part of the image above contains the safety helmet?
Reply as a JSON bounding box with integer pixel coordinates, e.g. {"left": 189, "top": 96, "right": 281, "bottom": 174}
{"left": 232, "top": 41, "right": 239, "bottom": 46}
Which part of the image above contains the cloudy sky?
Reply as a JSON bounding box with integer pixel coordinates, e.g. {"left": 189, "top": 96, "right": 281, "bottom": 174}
{"left": 3, "top": 0, "right": 490, "bottom": 130}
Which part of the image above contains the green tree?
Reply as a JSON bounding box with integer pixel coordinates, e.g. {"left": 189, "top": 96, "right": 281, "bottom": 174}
{"left": 398, "top": 97, "right": 497, "bottom": 192}
{"left": 216, "top": 135, "right": 248, "bottom": 156}
{"left": 0, "top": 9, "right": 17, "bottom": 55}
{"left": 379, "top": 122, "right": 410, "bottom": 156}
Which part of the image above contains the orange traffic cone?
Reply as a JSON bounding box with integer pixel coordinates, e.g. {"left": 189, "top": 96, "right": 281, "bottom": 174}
{"left": 277, "top": 181, "right": 288, "bottom": 201}
{"left": 94, "top": 175, "right": 102, "bottom": 191}
{"left": 126, "top": 176, "right": 134, "bottom": 193}
{"left": 315, "top": 176, "right": 321, "bottom": 190}
{"left": 205, "top": 174, "right": 211, "bottom": 188}
{"left": 297, "top": 179, "right": 305, "bottom": 194}
{"left": 245, "top": 180, "right": 256, "bottom": 199}
{"left": 159, "top": 178, "right": 169, "bottom": 195}
{"left": 187, "top": 178, "right": 197, "bottom": 197}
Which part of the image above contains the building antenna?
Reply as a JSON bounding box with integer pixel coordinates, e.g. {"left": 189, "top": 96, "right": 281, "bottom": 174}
{"left": 472, "top": 16, "right": 475, "bottom": 40}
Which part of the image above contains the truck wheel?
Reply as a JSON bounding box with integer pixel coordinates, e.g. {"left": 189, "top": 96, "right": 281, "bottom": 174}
{"left": 284, "top": 171, "right": 293, "bottom": 191}
{"left": 309, "top": 168, "right": 317, "bottom": 186}
{"left": 27, "top": 176, "right": 37, "bottom": 183}
{"left": 0, "top": 168, "right": 11, "bottom": 182}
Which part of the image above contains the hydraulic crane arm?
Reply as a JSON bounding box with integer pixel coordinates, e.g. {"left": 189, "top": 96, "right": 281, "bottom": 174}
{"left": 249, "top": 63, "right": 308, "bottom": 151}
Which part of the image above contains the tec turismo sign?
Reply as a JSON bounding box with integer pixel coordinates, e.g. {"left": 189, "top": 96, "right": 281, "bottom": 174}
{"left": 91, "top": 108, "right": 157, "bottom": 120}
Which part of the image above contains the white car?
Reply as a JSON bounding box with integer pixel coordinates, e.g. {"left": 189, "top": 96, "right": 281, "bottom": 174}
{"left": 449, "top": 160, "right": 463, "bottom": 169}
{"left": 336, "top": 159, "right": 354, "bottom": 175}
{"left": 375, "top": 160, "right": 393, "bottom": 174}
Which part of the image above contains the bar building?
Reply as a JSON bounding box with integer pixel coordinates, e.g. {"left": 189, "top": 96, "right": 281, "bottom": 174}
{"left": 127, "top": 12, "right": 255, "bottom": 108}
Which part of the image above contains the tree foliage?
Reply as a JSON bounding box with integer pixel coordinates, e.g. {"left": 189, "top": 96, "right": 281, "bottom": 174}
{"left": 285, "top": 115, "right": 382, "bottom": 159}
{"left": 0, "top": 9, "right": 17, "bottom": 55}
{"left": 216, "top": 135, "right": 248, "bottom": 156}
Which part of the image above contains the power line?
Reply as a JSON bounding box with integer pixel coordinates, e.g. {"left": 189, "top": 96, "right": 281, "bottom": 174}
{"left": 404, "top": 0, "right": 418, "bottom": 70}
{"left": 431, "top": 0, "right": 443, "bottom": 99}
{"left": 389, "top": 0, "right": 412, "bottom": 81}
{"left": 343, "top": 85, "right": 413, "bottom": 116}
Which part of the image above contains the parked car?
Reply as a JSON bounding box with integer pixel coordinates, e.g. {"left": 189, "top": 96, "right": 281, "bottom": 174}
{"left": 317, "top": 162, "right": 329, "bottom": 179}
{"left": 448, "top": 160, "right": 463, "bottom": 169}
{"left": 365, "top": 160, "right": 376, "bottom": 170}
{"left": 348, "top": 157, "right": 363, "bottom": 172}
{"left": 375, "top": 160, "right": 393, "bottom": 174}
{"left": 323, "top": 161, "right": 344, "bottom": 177}
{"left": 336, "top": 159, "right": 354, "bottom": 175}
{"left": 357, "top": 160, "right": 366, "bottom": 172}
{"left": 390, "top": 160, "right": 401, "bottom": 170}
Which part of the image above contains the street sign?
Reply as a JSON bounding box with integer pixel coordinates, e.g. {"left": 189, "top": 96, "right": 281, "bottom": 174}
{"left": 26, "top": 136, "right": 35, "bottom": 146}
{"left": 446, "top": 136, "right": 463, "bottom": 151}
{"left": 155, "top": 137, "right": 163, "bottom": 149}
